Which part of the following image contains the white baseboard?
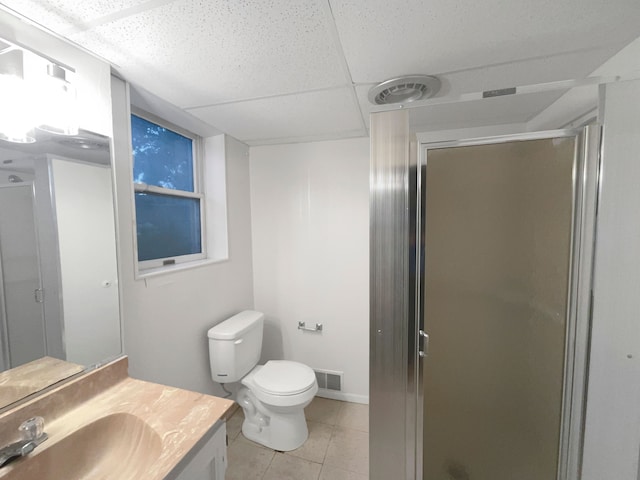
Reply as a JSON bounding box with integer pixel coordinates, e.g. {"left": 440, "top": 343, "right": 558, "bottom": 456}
{"left": 316, "top": 389, "right": 369, "bottom": 404}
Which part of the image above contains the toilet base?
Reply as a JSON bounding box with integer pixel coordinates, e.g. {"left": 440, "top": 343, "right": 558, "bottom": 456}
{"left": 237, "top": 387, "right": 310, "bottom": 451}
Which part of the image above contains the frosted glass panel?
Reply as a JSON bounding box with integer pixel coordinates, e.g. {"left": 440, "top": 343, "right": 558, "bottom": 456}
{"left": 422, "top": 138, "right": 575, "bottom": 480}
{"left": 0, "top": 185, "right": 45, "bottom": 368}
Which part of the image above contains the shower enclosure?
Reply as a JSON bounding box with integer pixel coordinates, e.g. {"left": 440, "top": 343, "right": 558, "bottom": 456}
{"left": 370, "top": 110, "right": 600, "bottom": 480}
{"left": 0, "top": 182, "right": 47, "bottom": 371}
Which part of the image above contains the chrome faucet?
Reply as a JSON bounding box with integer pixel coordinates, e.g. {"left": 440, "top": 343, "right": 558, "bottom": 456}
{"left": 0, "top": 417, "right": 48, "bottom": 468}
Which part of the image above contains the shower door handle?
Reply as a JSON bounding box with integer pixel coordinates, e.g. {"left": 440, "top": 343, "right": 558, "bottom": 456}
{"left": 34, "top": 289, "right": 44, "bottom": 304}
{"left": 419, "top": 330, "right": 429, "bottom": 358}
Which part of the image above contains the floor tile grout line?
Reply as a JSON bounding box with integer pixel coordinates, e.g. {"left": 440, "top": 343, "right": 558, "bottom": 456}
{"left": 323, "top": 422, "right": 370, "bottom": 477}
{"left": 320, "top": 423, "right": 337, "bottom": 465}
{"left": 336, "top": 398, "right": 346, "bottom": 426}
{"left": 260, "top": 449, "right": 277, "bottom": 480}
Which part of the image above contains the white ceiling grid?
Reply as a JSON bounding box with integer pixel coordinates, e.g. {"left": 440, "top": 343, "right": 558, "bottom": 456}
{"left": 2, "top": 0, "right": 639, "bottom": 145}
{"left": 190, "top": 87, "right": 365, "bottom": 145}
{"left": 70, "top": 1, "right": 351, "bottom": 105}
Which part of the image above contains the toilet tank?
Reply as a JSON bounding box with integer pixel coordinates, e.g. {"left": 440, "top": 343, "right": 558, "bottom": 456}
{"left": 208, "top": 310, "right": 264, "bottom": 383}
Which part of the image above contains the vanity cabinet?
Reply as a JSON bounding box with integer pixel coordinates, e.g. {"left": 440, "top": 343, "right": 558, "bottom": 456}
{"left": 173, "top": 421, "right": 227, "bottom": 480}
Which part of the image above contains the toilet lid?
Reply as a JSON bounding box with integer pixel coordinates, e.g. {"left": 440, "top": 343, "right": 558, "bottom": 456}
{"left": 253, "top": 360, "right": 316, "bottom": 396}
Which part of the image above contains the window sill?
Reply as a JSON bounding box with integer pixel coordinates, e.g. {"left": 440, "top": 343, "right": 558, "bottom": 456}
{"left": 135, "top": 256, "right": 229, "bottom": 281}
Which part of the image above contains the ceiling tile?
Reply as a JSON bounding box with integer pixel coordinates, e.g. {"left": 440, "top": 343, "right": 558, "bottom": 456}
{"left": 527, "top": 85, "right": 599, "bottom": 131}
{"left": 357, "top": 47, "right": 620, "bottom": 103}
{"left": 187, "top": 87, "right": 365, "bottom": 145}
{"left": 4, "top": 0, "right": 635, "bottom": 144}
{"left": 330, "top": 0, "right": 640, "bottom": 84}
{"left": 1, "top": 0, "right": 148, "bottom": 33}
{"left": 356, "top": 86, "right": 566, "bottom": 132}
{"left": 68, "top": 0, "right": 348, "bottom": 107}
{"left": 407, "top": 90, "right": 567, "bottom": 132}
{"left": 436, "top": 47, "right": 621, "bottom": 98}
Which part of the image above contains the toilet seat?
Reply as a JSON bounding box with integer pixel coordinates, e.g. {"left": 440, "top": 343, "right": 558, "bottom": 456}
{"left": 253, "top": 360, "right": 316, "bottom": 395}
{"left": 242, "top": 361, "right": 318, "bottom": 408}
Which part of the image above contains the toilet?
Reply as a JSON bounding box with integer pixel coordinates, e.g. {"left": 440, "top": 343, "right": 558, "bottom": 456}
{"left": 207, "top": 310, "right": 318, "bottom": 451}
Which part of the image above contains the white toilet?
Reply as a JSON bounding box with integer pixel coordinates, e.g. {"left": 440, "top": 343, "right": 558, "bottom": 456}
{"left": 207, "top": 310, "right": 318, "bottom": 451}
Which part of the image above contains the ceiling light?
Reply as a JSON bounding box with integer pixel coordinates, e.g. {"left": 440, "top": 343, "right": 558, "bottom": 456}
{"left": 0, "top": 73, "right": 36, "bottom": 143}
{"left": 0, "top": 50, "right": 35, "bottom": 143}
{"left": 0, "top": 46, "right": 80, "bottom": 143}
{"left": 37, "top": 63, "right": 78, "bottom": 136}
{"left": 368, "top": 75, "right": 441, "bottom": 105}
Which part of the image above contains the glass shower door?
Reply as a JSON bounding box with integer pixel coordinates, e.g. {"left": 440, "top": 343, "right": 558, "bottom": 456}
{"left": 0, "top": 183, "right": 46, "bottom": 369}
{"left": 420, "top": 137, "right": 577, "bottom": 480}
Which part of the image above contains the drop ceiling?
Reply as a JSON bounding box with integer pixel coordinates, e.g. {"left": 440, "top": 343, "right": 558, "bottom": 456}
{"left": 2, "top": 0, "right": 639, "bottom": 145}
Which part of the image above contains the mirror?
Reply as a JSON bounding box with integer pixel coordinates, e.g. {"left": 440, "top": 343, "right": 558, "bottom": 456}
{"left": 0, "top": 39, "right": 121, "bottom": 409}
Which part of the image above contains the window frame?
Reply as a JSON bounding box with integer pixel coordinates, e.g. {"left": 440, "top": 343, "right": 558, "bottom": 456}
{"left": 130, "top": 108, "right": 207, "bottom": 272}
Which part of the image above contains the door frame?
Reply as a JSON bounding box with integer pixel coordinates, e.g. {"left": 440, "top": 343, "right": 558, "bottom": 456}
{"left": 412, "top": 127, "right": 602, "bottom": 480}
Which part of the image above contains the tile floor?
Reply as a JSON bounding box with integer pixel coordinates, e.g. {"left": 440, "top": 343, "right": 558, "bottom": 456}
{"left": 225, "top": 397, "right": 369, "bottom": 480}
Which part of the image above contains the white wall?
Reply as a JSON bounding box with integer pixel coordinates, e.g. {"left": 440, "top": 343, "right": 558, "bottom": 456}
{"left": 112, "top": 75, "right": 254, "bottom": 396}
{"left": 250, "top": 138, "right": 370, "bottom": 403}
{"left": 581, "top": 78, "right": 640, "bottom": 480}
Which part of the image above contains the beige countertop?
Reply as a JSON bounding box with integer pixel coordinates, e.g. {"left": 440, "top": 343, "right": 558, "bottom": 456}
{"left": 0, "top": 357, "right": 234, "bottom": 480}
{"left": 0, "top": 357, "right": 84, "bottom": 408}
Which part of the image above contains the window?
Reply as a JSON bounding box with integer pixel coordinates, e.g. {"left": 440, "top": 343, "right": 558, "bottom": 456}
{"left": 131, "top": 112, "right": 205, "bottom": 270}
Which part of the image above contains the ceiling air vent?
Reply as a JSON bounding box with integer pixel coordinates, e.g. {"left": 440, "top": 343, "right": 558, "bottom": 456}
{"left": 368, "top": 75, "right": 441, "bottom": 105}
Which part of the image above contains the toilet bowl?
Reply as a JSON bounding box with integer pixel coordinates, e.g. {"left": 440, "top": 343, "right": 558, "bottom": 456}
{"left": 238, "top": 361, "right": 317, "bottom": 450}
{"left": 207, "top": 311, "right": 318, "bottom": 451}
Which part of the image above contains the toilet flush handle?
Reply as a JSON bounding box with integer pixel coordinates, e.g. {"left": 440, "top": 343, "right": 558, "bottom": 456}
{"left": 234, "top": 339, "right": 243, "bottom": 345}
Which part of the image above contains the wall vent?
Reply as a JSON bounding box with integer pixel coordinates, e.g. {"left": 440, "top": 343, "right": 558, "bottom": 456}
{"left": 314, "top": 369, "right": 343, "bottom": 391}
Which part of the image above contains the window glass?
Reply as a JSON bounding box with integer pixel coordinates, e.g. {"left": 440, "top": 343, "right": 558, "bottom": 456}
{"left": 131, "top": 112, "right": 204, "bottom": 267}
{"left": 134, "top": 193, "right": 201, "bottom": 261}
{"left": 131, "top": 114, "right": 194, "bottom": 192}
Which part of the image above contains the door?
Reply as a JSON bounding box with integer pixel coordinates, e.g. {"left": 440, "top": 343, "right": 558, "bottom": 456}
{"left": 418, "top": 133, "right": 595, "bottom": 480}
{"left": 50, "top": 158, "right": 120, "bottom": 366}
{"left": 0, "top": 183, "right": 46, "bottom": 368}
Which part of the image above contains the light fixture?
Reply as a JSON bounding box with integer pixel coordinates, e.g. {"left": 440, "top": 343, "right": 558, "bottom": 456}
{"left": 0, "top": 38, "right": 80, "bottom": 143}
{"left": 0, "top": 50, "right": 35, "bottom": 143}
{"left": 368, "top": 75, "right": 441, "bottom": 105}
{"left": 37, "top": 63, "right": 78, "bottom": 136}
